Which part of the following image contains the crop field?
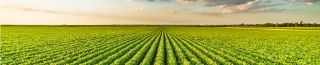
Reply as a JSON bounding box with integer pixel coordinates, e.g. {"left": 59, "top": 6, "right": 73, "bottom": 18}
{"left": 1, "top": 26, "right": 320, "bottom": 65}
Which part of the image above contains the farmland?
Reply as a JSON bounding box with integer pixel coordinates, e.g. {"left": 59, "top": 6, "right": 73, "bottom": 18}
{"left": 1, "top": 26, "right": 320, "bottom": 65}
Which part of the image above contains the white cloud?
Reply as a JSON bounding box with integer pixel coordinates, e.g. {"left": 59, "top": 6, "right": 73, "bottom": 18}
{"left": 221, "top": 0, "right": 260, "bottom": 13}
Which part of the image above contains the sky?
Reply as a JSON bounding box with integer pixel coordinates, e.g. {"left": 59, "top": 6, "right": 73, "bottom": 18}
{"left": 0, "top": 0, "right": 320, "bottom": 25}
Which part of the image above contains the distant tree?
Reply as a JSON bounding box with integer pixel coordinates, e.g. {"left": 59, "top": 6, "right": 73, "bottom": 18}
{"left": 275, "top": 23, "right": 279, "bottom": 27}
{"left": 300, "top": 21, "right": 303, "bottom": 26}
{"left": 240, "top": 23, "right": 245, "bottom": 27}
{"left": 294, "top": 23, "right": 299, "bottom": 27}
{"left": 313, "top": 23, "right": 318, "bottom": 27}
{"left": 265, "top": 23, "right": 273, "bottom": 27}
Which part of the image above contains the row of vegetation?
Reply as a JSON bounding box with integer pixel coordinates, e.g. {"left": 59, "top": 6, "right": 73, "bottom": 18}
{"left": 1, "top": 26, "right": 319, "bottom": 65}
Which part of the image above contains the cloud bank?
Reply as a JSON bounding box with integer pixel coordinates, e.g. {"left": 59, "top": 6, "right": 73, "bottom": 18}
{"left": 172, "top": 0, "right": 320, "bottom": 13}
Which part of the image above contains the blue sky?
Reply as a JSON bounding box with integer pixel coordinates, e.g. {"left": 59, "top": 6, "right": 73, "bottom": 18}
{"left": 1, "top": 0, "right": 319, "bottom": 25}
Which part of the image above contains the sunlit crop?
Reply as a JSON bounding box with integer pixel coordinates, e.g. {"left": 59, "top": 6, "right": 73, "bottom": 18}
{"left": 1, "top": 26, "right": 320, "bottom": 65}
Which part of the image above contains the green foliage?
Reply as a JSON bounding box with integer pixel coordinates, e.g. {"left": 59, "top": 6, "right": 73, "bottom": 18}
{"left": 1, "top": 26, "right": 320, "bottom": 65}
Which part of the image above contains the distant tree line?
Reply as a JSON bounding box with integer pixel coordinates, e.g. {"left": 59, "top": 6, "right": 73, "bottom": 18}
{"left": 243, "top": 21, "right": 319, "bottom": 27}
{"left": 182, "top": 21, "right": 320, "bottom": 27}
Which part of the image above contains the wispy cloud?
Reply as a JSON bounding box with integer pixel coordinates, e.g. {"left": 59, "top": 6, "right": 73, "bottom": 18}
{"left": 220, "top": 0, "right": 260, "bottom": 13}
{"left": 173, "top": 0, "right": 319, "bottom": 14}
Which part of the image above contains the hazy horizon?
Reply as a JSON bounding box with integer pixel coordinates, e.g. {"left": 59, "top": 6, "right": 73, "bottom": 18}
{"left": 1, "top": 0, "right": 320, "bottom": 25}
